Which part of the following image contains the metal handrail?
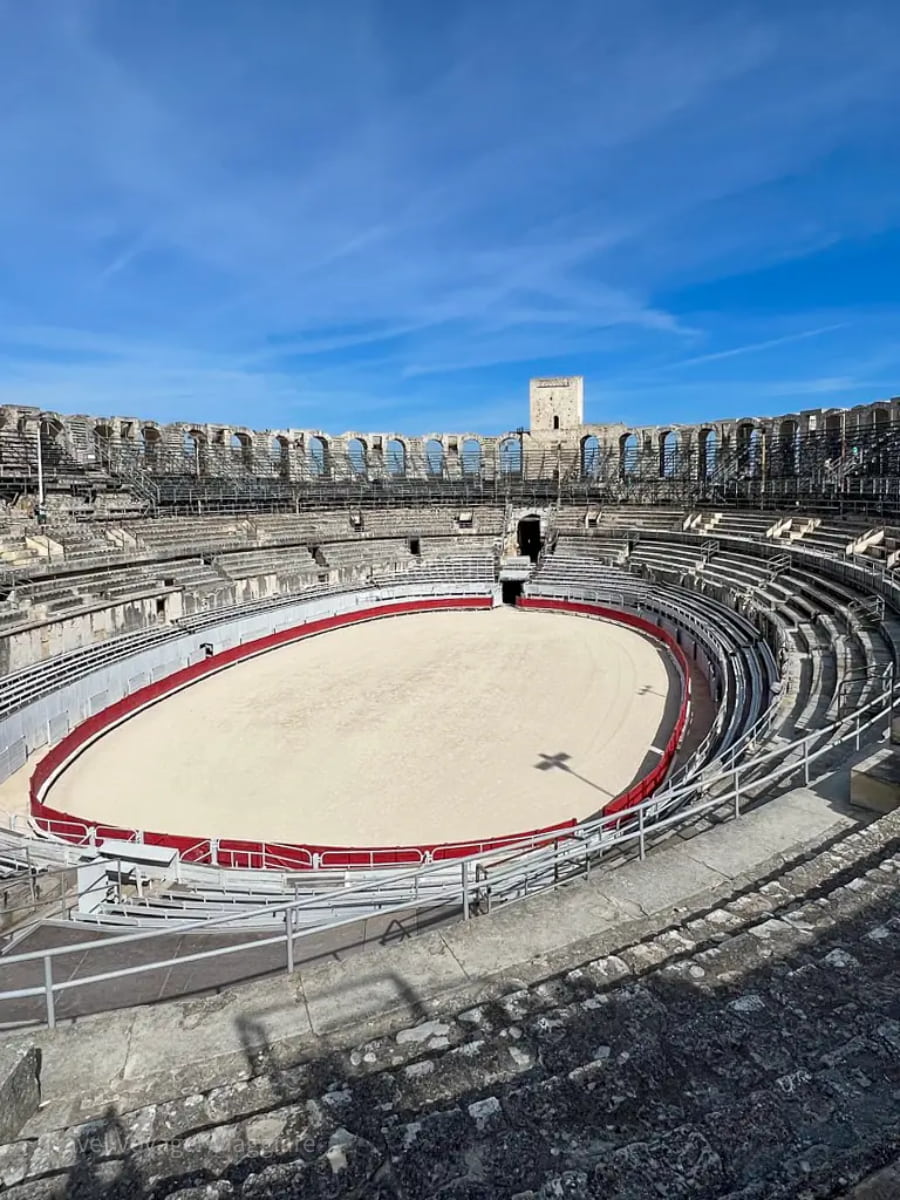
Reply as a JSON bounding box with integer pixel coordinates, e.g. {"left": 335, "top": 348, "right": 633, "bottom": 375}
{"left": 2, "top": 531, "right": 899, "bottom": 1025}
{"left": 1, "top": 670, "right": 893, "bottom": 1028}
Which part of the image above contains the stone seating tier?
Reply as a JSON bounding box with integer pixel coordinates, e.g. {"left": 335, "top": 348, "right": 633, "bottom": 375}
{"left": 3, "top": 809, "right": 899, "bottom": 1198}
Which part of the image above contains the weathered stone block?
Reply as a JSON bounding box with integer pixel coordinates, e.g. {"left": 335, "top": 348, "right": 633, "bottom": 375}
{"left": 0, "top": 1042, "right": 41, "bottom": 1143}
{"left": 851, "top": 754, "right": 900, "bottom": 814}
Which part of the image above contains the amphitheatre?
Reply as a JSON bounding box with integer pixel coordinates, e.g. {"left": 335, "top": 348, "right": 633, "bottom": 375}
{"left": 0, "top": 374, "right": 899, "bottom": 1197}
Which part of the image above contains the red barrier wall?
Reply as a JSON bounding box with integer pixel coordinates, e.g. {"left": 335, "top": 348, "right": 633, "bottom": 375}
{"left": 29, "top": 596, "right": 689, "bottom": 870}
{"left": 516, "top": 598, "right": 692, "bottom": 818}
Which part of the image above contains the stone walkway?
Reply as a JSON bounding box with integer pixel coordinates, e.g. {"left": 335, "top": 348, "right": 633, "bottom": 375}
{"left": 0, "top": 796, "right": 898, "bottom": 1197}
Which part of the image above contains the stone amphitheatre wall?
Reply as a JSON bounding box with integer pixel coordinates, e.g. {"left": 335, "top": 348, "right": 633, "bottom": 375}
{"left": 1, "top": 378, "right": 898, "bottom": 483}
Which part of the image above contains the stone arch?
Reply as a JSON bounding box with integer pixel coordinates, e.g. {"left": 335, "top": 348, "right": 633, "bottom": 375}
{"left": 93, "top": 423, "right": 114, "bottom": 468}
{"left": 272, "top": 435, "right": 291, "bottom": 479}
{"left": 346, "top": 437, "right": 367, "bottom": 477}
{"left": 619, "top": 432, "right": 638, "bottom": 476}
{"left": 184, "top": 429, "right": 208, "bottom": 475}
{"left": 581, "top": 434, "right": 600, "bottom": 479}
{"left": 737, "top": 422, "right": 762, "bottom": 477}
{"left": 461, "top": 437, "right": 482, "bottom": 476}
{"left": 386, "top": 438, "right": 406, "bottom": 476}
{"left": 697, "top": 428, "right": 717, "bottom": 479}
{"left": 142, "top": 426, "right": 161, "bottom": 467}
{"left": 659, "top": 430, "right": 678, "bottom": 477}
{"left": 308, "top": 435, "right": 328, "bottom": 477}
{"left": 517, "top": 513, "right": 543, "bottom": 562}
{"left": 779, "top": 420, "right": 798, "bottom": 477}
{"left": 498, "top": 436, "right": 522, "bottom": 476}
{"left": 425, "top": 438, "right": 444, "bottom": 477}
{"left": 38, "top": 417, "right": 64, "bottom": 468}
{"left": 231, "top": 431, "right": 254, "bottom": 471}
{"left": 824, "top": 412, "right": 843, "bottom": 462}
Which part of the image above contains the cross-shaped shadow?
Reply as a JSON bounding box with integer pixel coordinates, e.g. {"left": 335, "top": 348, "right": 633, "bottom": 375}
{"left": 534, "top": 751, "right": 611, "bottom": 796}
{"left": 636, "top": 682, "right": 665, "bottom": 698}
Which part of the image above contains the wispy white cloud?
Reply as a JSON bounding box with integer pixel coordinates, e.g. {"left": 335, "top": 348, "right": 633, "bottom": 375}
{"left": 663, "top": 324, "right": 849, "bottom": 370}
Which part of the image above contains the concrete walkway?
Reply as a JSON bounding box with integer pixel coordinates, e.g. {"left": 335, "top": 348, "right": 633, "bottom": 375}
{"left": 2, "top": 777, "right": 863, "bottom": 1135}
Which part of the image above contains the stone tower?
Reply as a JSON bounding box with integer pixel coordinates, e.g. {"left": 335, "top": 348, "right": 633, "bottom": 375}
{"left": 528, "top": 376, "right": 584, "bottom": 435}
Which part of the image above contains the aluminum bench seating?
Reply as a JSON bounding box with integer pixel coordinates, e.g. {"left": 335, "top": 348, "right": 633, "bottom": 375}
{"left": 0, "top": 625, "right": 186, "bottom": 715}
{"left": 706, "top": 512, "right": 777, "bottom": 539}
{"left": 215, "top": 548, "right": 319, "bottom": 578}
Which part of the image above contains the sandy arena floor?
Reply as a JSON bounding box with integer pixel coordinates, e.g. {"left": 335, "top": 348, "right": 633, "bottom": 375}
{"left": 45, "top": 607, "right": 677, "bottom": 847}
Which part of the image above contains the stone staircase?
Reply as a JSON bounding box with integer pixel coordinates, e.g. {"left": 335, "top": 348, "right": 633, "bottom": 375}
{"left": 2, "top": 810, "right": 899, "bottom": 1199}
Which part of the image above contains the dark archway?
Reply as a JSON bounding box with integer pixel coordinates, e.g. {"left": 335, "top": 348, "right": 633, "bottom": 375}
{"left": 502, "top": 580, "right": 523, "bottom": 605}
{"left": 517, "top": 516, "right": 542, "bottom": 562}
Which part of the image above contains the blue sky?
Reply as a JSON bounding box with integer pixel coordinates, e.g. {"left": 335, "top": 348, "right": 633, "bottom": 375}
{"left": 1, "top": 0, "right": 899, "bottom": 435}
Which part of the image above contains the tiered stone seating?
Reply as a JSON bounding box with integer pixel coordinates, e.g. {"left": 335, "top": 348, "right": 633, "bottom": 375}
{"left": 6, "top": 811, "right": 899, "bottom": 1197}
{"left": 127, "top": 517, "right": 254, "bottom": 556}
{"left": 378, "top": 547, "right": 495, "bottom": 586}
{"left": 216, "top": 547, "right": 320, "bottom": 580}
{"left": 0, "top": 530, "right": 46, "bottom": 571}
{"left": 598, "top": 506, "right": 684, "bottom": 532}
{"left": 320, "top": 540, "right": 413, "bottom": 572}
{"left": 251, "top": 512, "right": 349, "bottom": 543}
{"left": 628, "top": 540, "right": 703, "bottom": 578}
{"left": 700, "top": 510, "right": 778, "bottom": 539}
{"left": 779, "top": 516, "right": 870, "bottom": 556}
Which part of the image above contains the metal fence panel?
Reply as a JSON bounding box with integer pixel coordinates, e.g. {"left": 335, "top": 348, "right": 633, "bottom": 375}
{"left": 48, "top": 712, "right": 69, "bottom": 744}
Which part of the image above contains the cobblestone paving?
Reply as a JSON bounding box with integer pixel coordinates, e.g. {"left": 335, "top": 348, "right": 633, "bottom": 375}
{"left": 1, "top": 818, "right": 899, "bottom": 1199}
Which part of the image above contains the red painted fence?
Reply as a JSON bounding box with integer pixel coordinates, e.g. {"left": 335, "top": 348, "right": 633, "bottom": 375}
{"left": 29, "top": 596, "right": 689, "bottom": 870}
{"left": 517, "top": 597, "right": 691, "bottom": 818}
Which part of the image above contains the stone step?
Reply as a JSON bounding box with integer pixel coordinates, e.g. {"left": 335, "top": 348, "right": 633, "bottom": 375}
{"left": 2, "top": 819, "right": 899, "bottom": 1197}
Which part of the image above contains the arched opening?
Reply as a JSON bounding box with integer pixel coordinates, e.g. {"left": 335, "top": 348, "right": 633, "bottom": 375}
{"left": 779, "top": 420, "right": 798, "bottom": 477}
{"left": 824, "top": 413, "right": 842, "bottom": 463}
{"left": 425, "top": 439, "right": 444, "bottom": 477}
{"left": 184, "top": 429, "right": 207, "bottom": 475}
{"left": 39, "top": 418, "right": 64, "bottom": 468}
{"left": 499, "top": 436, "right": 522, "bottom": 476}
{"left": 93, "top": 424, "right": 113, "bottom": 468}
{"left": 461, "top": 438, "right": 482, "bottom": 476}
{"left": 698, "top": 429, "right": 718, "bottom": 479}
{"left": 501, "top": 580, "right": 524, "bottom": 606}
{"left": 386, "top": 438, "right": 406, "bottom": 476}
{"left": 517, "top": 516, "right": 543, "bottom": 562}
{"left": 737, "top": 423, "right": 761, "bottom": 478}
{"left": 347, "top": 437, "right": 367, "bottom": 477}
{"left": 142, "top": 426, "right": 161, "bottom": 468}
{"left": 659, "top": 430, "right": 678, "bottom": 477}
{"left": 231, "top": 431, "right": 253, "bottom": 471}
{"left": 581, "top": 435, "right": 600, "bottom": 479}
{"left": 273, "top": 435, "right": 291, "bottom": 479}
{"left": 619, "top": 432, "right": 638, "bottom": 476}
{"left": 308, "top": 436, "right": 328, "bottom": 477}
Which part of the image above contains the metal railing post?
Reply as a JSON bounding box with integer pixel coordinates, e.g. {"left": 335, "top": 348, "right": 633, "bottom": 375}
{"left": 285, "top": 907, "right": 294, "bottom": 974}
{"left": 804, "top": 738, "right": 811, "bottom": 785}
{"left": 638, "top": 807, "right": 646, "bottom": 860}
{"left": 44, "top": 957, "right": 55, "bottom": 1029}
{"left": 733, "top": 769, "right": 741, "bottom": 818}
{"left": 461, "top": 860, "right": 470, "bottom": 920}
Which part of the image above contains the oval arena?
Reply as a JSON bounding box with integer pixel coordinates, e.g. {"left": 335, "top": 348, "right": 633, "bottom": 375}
{"left": 1, "top": 380, "right": 900, "bottom": 1196}
{"left": 37, "top": 605, "right": 681, "bottom": 855}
